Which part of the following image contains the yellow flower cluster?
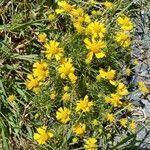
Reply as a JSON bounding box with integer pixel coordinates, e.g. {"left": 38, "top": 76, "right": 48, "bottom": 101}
{"left": 25, "top": 60, "right": 49, "bottom": 93}
{"left": 105, "top": 114, "right": 136, "bottom": 132}
{"left": 55, "top": 1, "right": 108, "bottom": 64}
{"left": 105, "top": 82, "right": 128, "bottom": 107}
{"left": 96, "top": 67, "right": 116, "bottom": 85}
{"left": 29, "top": 0, "right": 138, "bottom": 147}
{"left": 55, "top": 95, "right": 93, "bottom": 124}
{"left": 116, "top": 15, "right": 133, "bottom": 47}
{"left": 119, "top": 118, "right": 137, "bottom": 132}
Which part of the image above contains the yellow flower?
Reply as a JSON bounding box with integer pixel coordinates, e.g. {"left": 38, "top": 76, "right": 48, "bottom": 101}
{"left": 7, "top": 95, "right": 16, "bottom": 102}
{"left": 86, "top": 21, "right": 106, "bottom": 38}
{"left": 84, "top": 38, "right": 106, "bottom": 63}
{"left": 127, "top": 103, "right": 134, "bottom": 112}
{"left": 91, "top": 10, "right": 101, "bottom": 16}
{"left": 138, "top": 81, "right": 149, "bottom": 94}
{"left": 58, "top": 58, "right": 77, "bottom": 83}
{"left": 129, "top": 120, "right": 136, "bottom": 132}
{"left": 56, "top": 1, "right": 75, "bottom": 14}
{"left": 71, "top": 8, "right": 91, "bottom": 23}
{"left": 48, "top": 14, "right": 56, "bottom": 21}
{"left": 115, "top": 31, "right": 131, "bottom": 47}
{"left": 38, "top": 33, "right": 47, "bottom": 43}
{"left": 50, "top": 92, "right": 56, "bottom": 100}
{"left": 63, "top": 86, "right": 69, "bottom": 91}
{"left": 62, "top": 92, "right": 71, "bottom": 101}
{"left": 68, "top": 73, "right": 78, "bottom": 84}
{"left": 32, "top": 61, "right": 49, "bottom": 81}
{"left": 103, "top": 1, "right": 113, "bottom": 9}
{"left": 125, "top": 68, "right": 131, "bottom": 76}
{"left": 58, "top": 58, "right": 75, "bottom": 78}
{"left": 56, "top": 107, "right": 71, "bottom": 124}
{"left": 119, "top": 118, "right": 128, "bottom": 128}
{"left": 89, "top": 0, "right": 97, "bottom": 5}
{"left": 98, "top": 128, "right": 103, "bottom": 134}
{"left": 106, "top": 113, "right": 115, "bottom": 122}
{"left": 116, "top": 82, "right": 128, "bottom": 96}
{"left": 105, "top": 93, "right": 122, "bottom": 107}
{"left": 117, "top": 16, "right": 133, "bottom": 31}
{"left": 92, "top": 119, "right": 98, "bottom": 126}
{"left": 71, "top": 8, "right": 84, "bottom": 17}
{"left": 34, "top": 126, "right": 54, "bottom": 145}
{"left": 84, "top": 137, "right": 97, "bottom": 150}
{"left": 76, "top": 95, "right": 94, "bottom": 112}
{"left": 73, "top": 123, "right": 86, "bottom": 136}
{"left": 71, "top": 137, "right": 79, "bottom": 144}
{"left": 25, "top": 74, "right": 41, "bottom": 93}
{"left": 133, "top": 59, "right": 139, "bottom": 65}
{"left": 44, "top": 40, "right": 63, "bottom": 60}
{"left": 109, "top": 80, "right": 117, "bottom": 86}
{"left": 73, "top": 22, "right": 85, "bottom": 33}
{"left": 96, "top": 68, "right": 116, "bottom": 81}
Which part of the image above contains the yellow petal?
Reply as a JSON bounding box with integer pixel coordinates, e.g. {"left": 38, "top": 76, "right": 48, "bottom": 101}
{"left": 95, "top": 52, "right": 105, "bottom": 58}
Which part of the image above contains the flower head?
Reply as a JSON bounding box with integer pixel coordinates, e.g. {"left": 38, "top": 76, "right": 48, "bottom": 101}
{"left": 73, "top": 123, "right": 86, "bottom": 136}
{"left": 92, "top": 119, "right": 98, "bottom": 126}
{"left": 50, "top": 91, "right": 56, "bottom": 100}
{"left": 103, "top": 1, "right": 113, "bottom": 9}
{"left": 73, "top": 22, "right": 85, "bottom": 33}
{"left": 44, "top": 40, "right": 63, "bottom": 60}
{"left": 84, "top": 38, "right": 106, "bottom": 63}
{"left": 129, "top": 120, "right": 136, "bottom": 132}
{"left": 117, "top": 16, "right": 133, "bottom": 31}
{"left": 56, "top": 1, "right": 75, "bottom": 14}
{"left": 86, "top": 21, "right": 106, "bottom": 38}
{"left": 106, "top": 113, "right": 115, "bottom": 122}
{"left": 71, "top": 8, "right": 91, "bottom": 23}
{"left": 92, "top": 10, "right": 101, "bottom": 16}
{"left": 58, "top": 58, "right": 77, "bottom": 83}
{"left": 63, "top": 86, "right": 69, "bottom": 91}
{"left": 34, "top": 126, "right": 54, "bottom": 144}
{"left": 62, "top": 92, "right": 71, "bottom": 101}
{"left": 116, "top": 82, "right": 128, "bottom": 96}
{"left": 76, "top": 95, "right": 94, "bottom": 112}
{"left": 125, "top": 68, "right": 131, "bottom": 76}
{"left": 68, "top": 73, "right": 78, "bottom": 84}
{"left": 7, "top": 95, "right": 16, "bottom": 102}
{"left": 84, "top": 137, "right": 97, "bottom": 150}
{"left": 25, "top": 74, "right": 41, "bottom": 93}
{"left": 38, "top": 33, "right": 47, "bottom": 43}
{"left": 48, "top": 14, "right": 56, "bottom": 21}
{"left": 32, "top": 61, "right": 49, "bottom": 81}
{"left": 105, "top": 93, "right": 122, "bottom": 107}
{"left": 119, "top": 118, "right": 128, "bottom": 128}
{"left": 96, "top": 68, "right": 115, "bottom": 81}
{"left": 138, "top": 81, "right": 149, "bottom": 94}
{"left": 115, "top": 31, "right": 131, "bottom": 47}
{"left": 56, "top": 107, "right": 71, "bottom": 124}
